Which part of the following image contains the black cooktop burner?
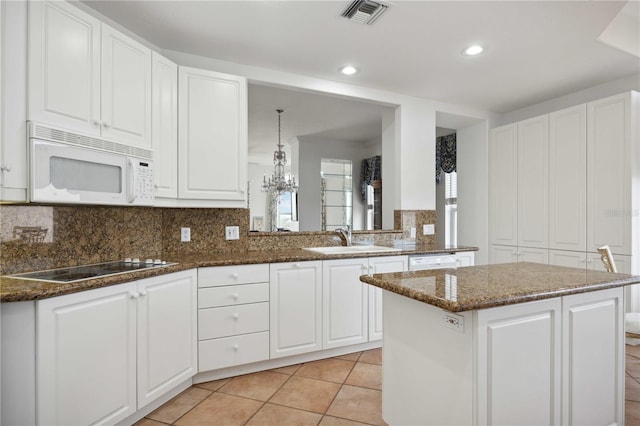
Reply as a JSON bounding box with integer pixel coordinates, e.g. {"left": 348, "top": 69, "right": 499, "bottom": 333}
{"left": 10, "top": 261, "right": 175, "bottom": 283}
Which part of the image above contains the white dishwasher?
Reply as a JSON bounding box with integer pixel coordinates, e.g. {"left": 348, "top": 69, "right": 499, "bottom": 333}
{"left": 408, "top": 254, "right": 458, "bottom": 271}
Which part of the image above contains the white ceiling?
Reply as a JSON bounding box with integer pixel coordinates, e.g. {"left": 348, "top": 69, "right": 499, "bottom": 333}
{"left": 82, "top": 0, "right": 640, "bottom": 161}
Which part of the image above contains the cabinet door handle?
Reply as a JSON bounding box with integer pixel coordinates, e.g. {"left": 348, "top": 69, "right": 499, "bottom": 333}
{"left": 102, "top": 121, "right": 111, "bottom": 128}
{"left": 130, "top": 292, "right": 140, "bottom": 299}
{"left": 1, "top": 165, "right": 11, "bottom": 172}
{"left": 293, "top": 263, "right": 301, "bottom": 268}
{"left": 139, "top": 290, "right": 147, "bottom": 297}
{"left": 93, "top": 119, "right": 101, "bottom": 127}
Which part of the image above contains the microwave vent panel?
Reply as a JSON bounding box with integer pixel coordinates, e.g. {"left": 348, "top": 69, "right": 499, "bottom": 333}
{"left": 29, "top": 122, "right": 153, "bottom": 160}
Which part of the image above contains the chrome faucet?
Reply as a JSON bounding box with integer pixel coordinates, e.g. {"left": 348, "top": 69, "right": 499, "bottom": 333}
{"left": 335, "top": 225, "right": 352, "bottom": 247}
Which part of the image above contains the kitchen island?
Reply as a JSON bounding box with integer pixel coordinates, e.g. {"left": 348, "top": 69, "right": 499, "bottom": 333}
{"left": 360, "top": 262, "right": 640, "bottom": 426}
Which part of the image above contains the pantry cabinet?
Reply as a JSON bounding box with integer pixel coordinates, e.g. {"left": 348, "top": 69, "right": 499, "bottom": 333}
{"left": 270, "top": 261, "right": 322, "bottom": 358}
{"left": 28, "top": 0, "right": 152, "bottom": 149}
{"left": 587, "top": 92, "right": 638, "bottom": 256}
{"left": 36, "top": 270, "right": 196, "bottom": 425}
{"left": 549, "top": 104, "right": 587, "bottom": 252}
{"left": 490, "top": 91, "right": 639, "bottom": 272}
{"left": 489, "top": 123, "right": 518, "bottom": 246}
{"left": 489, "top": 115, "right": 548, "bottom": 252}
{"left": 178, "top": 66, "right": 247, "bottom": 205}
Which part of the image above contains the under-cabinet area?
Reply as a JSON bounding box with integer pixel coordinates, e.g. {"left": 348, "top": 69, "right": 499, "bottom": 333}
{"left": 2, "top": 252, "right": 475, "bottom": 425}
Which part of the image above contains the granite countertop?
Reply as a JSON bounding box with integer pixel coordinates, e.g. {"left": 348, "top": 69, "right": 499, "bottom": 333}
{"left": 360, "top": 262, "right": 640, "bottom": 312}
{"left": 0, "top": 244, "right": 477, "bottom": 302}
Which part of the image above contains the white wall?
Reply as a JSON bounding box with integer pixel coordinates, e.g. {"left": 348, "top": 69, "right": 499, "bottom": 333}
{"left": 457, "top": 121, "right": 489, "bottom": 265}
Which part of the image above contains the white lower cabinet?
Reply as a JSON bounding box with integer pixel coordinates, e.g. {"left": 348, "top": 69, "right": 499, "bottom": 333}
{"left": 322, "top": 258, "right": 370, "bottom": 349}
{"left": 197, "top": 264, "right": 270, "bottom": 372}
{"left": 549, "top": 249, "right": 631, "bottom": 274}
{"left": 455, "top": 251, "right": 475, "bottom": 267}
{"left": 270, "top": 261, "right": 323, "bottom": 358}
{"left": 368, "top": 255, "right": 408, "bottom": 341}
{"left": 562, "top": 288, "right": 624, "bottom": 426}
{"left": 476, "top": 298, "right": 562, "bottom": 425}
{"left": 490, "top": 245, "right": 548, "bottom": 264}
{"left": 36, "top": 269, "right": 197, "bottom": 425}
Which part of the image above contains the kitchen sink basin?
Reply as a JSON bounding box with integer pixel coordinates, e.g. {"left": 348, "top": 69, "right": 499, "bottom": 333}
{"left": 303, "top": 245, "right": 402, "bottom": 255}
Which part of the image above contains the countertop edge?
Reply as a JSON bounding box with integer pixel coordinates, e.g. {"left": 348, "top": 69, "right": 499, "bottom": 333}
{"left": 1, "top": 246, "right": 478, "bottom": 302}
{"left": 360, "top": 269, "right": 640, "bottom": 312}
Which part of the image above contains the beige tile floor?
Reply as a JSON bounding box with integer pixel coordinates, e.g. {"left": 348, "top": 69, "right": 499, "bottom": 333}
{"left": 138, "top": 345, "right": 640, "bottom": 426}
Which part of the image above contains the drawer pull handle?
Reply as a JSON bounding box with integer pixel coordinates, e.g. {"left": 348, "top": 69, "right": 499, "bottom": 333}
{"left": 369, "top": 265, "right": 375, "bottom": 271}
{"left": 233, "top": 344, "right": 239, "bottom": 351}
{"left": 231, "top": 273, "right": 239, "bottom": 279}
{"left": 233, "top": 313, "right": 239, "bottom": 320}
{"left": 293, "top": 263, "right": 301, "bottom": 268}
{"left": 232, "top": 293, "right": 239, "bottom": 299}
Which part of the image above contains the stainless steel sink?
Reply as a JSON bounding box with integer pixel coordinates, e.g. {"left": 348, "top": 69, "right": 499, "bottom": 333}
{"left": 303, "top": 245, "right": 402, "bottom": 255}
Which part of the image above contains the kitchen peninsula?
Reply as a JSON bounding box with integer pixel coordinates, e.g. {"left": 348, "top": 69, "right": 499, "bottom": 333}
{"left": 361, "top": 262, "right": 640, "bottom": 426}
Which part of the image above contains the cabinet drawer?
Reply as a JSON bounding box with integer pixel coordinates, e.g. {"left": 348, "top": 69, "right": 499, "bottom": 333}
{"left": 198, "top": 331, "right": 269, "bottom": 372}
{"left": 199, "top": 264, "right": 269, "bottom": 287}
{"left": 198, "top": 302, "right": 269, "bottom": 340}
{"left": 199, "top": 283, "right": 269, "bottom": 308}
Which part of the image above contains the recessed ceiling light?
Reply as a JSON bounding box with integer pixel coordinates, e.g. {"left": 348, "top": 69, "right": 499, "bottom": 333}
{"left": 340, "top": 65, "right": 358, "bottom": 75}
{"left": 462, "top": 45, "right": 484, "bottom": 56}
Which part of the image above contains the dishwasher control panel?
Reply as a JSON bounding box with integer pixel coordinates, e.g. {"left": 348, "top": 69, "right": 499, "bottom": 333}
{"left": 409, "top": 254, "right": 458, "bottom": 271}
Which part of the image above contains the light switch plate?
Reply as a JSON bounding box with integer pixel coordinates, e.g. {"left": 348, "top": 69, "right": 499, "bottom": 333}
{"left": 410, "top": 227, "right": 416, "bottom": 238}
{"left": 180, "top": 227, "right": 191, "bottom": 242}
{"left": 423, "top": 224, "right": 435, "bottom": 235}
{"left": 225, "top": 226, "right": 240, "bottom": 240}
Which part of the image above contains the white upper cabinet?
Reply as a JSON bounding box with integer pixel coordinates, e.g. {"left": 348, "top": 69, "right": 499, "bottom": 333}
{"left": 28, "top": 1, "right": 151, "bottom": 149}
{"left": 489, "top": 123, "right": 518, "bottom": 246}
{"left": 100, "top": 24, "right": 151, "bottom": 148}
{"left": 178, "top": 66, "right": 247, "bottom": 205}
{"left": 587, "top": 92, "right": 639, "bottom": 256}
{"left": 1, "top": 0, "right": 28, "bottom": 201}
{"left": 517, "top": 115, "right": 548, "bottom": 249}
{"left": 549, "top": 104, "right": 586, "bottom": 252}
{"left": 152, "top": 52, "right": 178, "bottom": 198}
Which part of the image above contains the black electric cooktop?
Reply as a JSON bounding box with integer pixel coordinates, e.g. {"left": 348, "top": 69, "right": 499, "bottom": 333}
{"left": 9, "top": 260, "right": 175, "bottom": 283}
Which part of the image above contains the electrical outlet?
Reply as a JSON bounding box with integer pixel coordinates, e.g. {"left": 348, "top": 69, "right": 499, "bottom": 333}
{"left": 225, "top": 226, "right": 240, "bottom": 240}
{"left": 423, "top": 224, "right": 435, "bottom": 235}
{"left": 180, "top": 227, "right": 191, "bottom": 242}
{"left": 442, "top": 312, "right": 464, "bottom": 333}
{"left": 410, "top": 227, "right": 416, "bottom": 238}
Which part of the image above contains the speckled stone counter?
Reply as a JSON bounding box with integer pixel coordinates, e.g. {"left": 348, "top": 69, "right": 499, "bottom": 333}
{"left": 360, "top": 262, "right": 640, "bottom": 312}
{"left": 0, "top": 244, "right": 477, "bottom": 302}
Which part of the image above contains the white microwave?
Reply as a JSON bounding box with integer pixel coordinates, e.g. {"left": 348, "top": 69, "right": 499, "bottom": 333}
{"left": 29, "top": 122, "right": 154, "bottom": 206}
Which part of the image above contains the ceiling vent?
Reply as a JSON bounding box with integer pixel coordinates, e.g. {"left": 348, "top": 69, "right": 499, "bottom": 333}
{"left": 341, "top": 0, "right": 388, "bottom": 25}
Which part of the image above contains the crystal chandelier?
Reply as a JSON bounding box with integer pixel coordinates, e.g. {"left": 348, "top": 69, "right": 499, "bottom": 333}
{"left": 262, "top": 109, "right": 298, "bottom": 195}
